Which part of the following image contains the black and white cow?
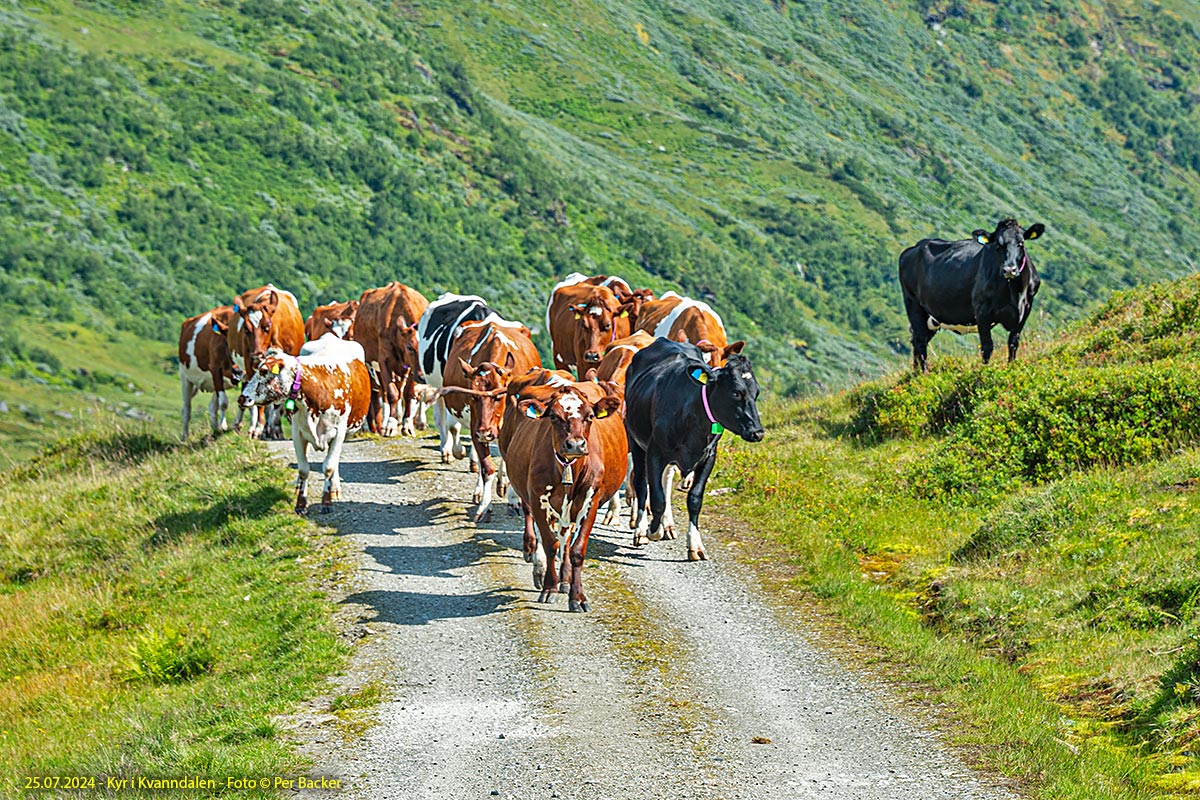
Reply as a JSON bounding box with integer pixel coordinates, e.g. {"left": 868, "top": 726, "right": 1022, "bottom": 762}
{"left": 898, "top": 218, "right": 1044, "bottom": 371}
{"left": 416, "top": 293, "right": 497, "bottom": 463}
{"left": 624, "top": 338, "right": 764, "bottom": 562}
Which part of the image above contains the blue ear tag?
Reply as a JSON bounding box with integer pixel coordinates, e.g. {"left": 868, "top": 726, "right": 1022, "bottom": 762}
{"left": 525, "top": 405, "right": 539, "bottom": 418}
{"left": 211, "top": 322, "right": 220, "bottom": 333}
{"left": 690, "top": 367, "right": 708, "bottom": 384}
{"left": 233, "top": 304, "right": 239, "bottom": 313}
{"left": 976, "top": 235, "right": 988, "bottom": 245}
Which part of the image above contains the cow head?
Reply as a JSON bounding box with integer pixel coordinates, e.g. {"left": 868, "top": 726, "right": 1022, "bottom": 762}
{"left": 973, "top": 219, "right": 1045, "bottom": 281}
{"left": 395, "top": 321, "right": 423, "bottom": 380}
{"left": 440, "top": 354, "right": 517, "bottom": 444}
{"left": 519, "top": 384, "right": 623, "bottom": 459}
{"left": 325, "top": 300, "right": 358, "bottom": 339}
{"left": 238, "top": 349, "right": 296, "bottom": 409}
{"left": 613, "top": 287, "right": 655, "bottom": 325}
{"left": 210, "top": 316, "right": 244, "bottom": 383}
{"left": 569, "top": 290, "right": 628, "bottom": 366}
{"left": 234, "top": 290, "right": 281, "bottom": 369}
{"left": 694, "top": 353, "right": 764, "bottom": 443}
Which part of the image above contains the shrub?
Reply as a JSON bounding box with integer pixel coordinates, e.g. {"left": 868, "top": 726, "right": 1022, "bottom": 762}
{"left": 125, "top": 624, "right": 213, "bottom": 685}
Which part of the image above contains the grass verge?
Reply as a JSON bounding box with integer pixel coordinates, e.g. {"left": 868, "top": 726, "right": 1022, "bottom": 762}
{"left": 0, "top": 424, "right": 349, "bottom": 798}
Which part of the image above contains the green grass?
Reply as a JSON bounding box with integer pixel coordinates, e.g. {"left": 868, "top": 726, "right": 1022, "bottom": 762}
{"left": 0, "top": 425, "right": 349, "bottom": 798}
{"left": 713, "top": 273, "right": 1200, "bottom": 797}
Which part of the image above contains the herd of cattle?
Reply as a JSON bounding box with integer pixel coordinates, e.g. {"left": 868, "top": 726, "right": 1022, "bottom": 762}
{"left": 178, "top": 273, "right": 764, "bottom": 611}
{"left": 176, "top": 217, "right": 1044, "bottom": 610}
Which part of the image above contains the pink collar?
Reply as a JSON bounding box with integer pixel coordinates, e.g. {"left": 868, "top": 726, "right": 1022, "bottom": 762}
{"left": 702, "top": 382, "right": 723, "bottom": 436}
{"left": 290, "top": 363, "right": 303, "bottom": 398}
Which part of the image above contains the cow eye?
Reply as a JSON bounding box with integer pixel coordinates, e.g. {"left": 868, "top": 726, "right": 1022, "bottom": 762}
{"left": 732, "top": 390, "right": 742, "bottom": 400}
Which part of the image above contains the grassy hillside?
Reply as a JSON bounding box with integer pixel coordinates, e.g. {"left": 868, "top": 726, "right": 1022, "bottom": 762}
{"left": 716, "top": 271, "right": 1200, "bottom": 797}
{"left": 0, "top": 427, "right": 350, "bottom": 798}
{"left": 4, "top": 0, "right": 1200, "bottom": 418}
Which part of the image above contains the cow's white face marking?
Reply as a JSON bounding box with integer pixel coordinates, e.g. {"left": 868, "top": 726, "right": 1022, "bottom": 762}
{"left": 556, "top": 393, "right": 583, "bottom": 419}
{"left": 588, "top": 305, "right": 603, "bottom": 316}
{"left": 247, "top": 310, "right": 263, "bottom": 328}
{"left": 555, "top": 353, "right": 564, "bottom": 363}
{"left": 741, "top": 371, "right": 752, "bottom": 379}
{"left": 331, "top": 319, "right": 352, "bottom": 338}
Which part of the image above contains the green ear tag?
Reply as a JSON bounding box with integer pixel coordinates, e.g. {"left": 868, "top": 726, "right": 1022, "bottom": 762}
{"left": 711, "top": 422, "right": 724, "bottom": 435}
{"left": 284, "top": 398, "right": 296, "bottom": 413}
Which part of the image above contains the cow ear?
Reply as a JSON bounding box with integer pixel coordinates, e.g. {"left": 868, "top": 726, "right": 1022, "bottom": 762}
{"left": 972, "top": 229, "right": 990, "bottom": 245}
{"left": 689, "top": 366, "right": 710, "bottom": 385}
{"left": 583, "top": 367, "right": 599, "bottom": 382}
{"left": 350, "top": 300, "right": 360, "bottom": 312}
{"left": 1024, "top": 223, "right": 1045, "bottom": 241}
{"left": 723, "top": 340, "right": 745, "bottom": 359}
{"left": 672, "top": 330, "right": 688, "bottom": 343}
{"left": 593, "top": 396, "right": 622, "bottom": 419}
{"left": 457, "top": 357, "right": 474, "bottom": 376}
{"left": 616, "top": 301, "right": 636, "bottom": 319}
{"left": 519, "top": 398, "right": 546, "bottom": 418}
{"left": 212, "top": 318, "right": 228, "bottom": 335}
{"left": 232, "top": 300, "right": 241, "bottom": 314}
{"left": 265, "top": 290, "right": 280, "bottom": 312}
{"left": 504, "top": 352, "right": 516, "bottom": 370}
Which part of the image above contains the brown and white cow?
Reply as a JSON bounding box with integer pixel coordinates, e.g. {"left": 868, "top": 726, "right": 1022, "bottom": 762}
{"left": 227, "top": 284, "right": 305, "bottom": 438}
{"left": 238, "top": 335, "right": 370, "bottom": 515}
{"left": 635, "top": 291, "right": 744, "bottom": 366}
{"left": 437, "top": 318, "right": 541, "bottom": 522}
{"left": 304, "top": 300, "right": 359, "bottom": 342}
{"left": 545, "top": 273, "right": 654, "bottom": 376}
{"left": 178, "top": 305, "right": 243, "bottom": 440}
{"left": 584, "top": 330, "right": 656, "bottom": 525}
{"left": 352, "top": 282, "right": 429, "bottom": 437}
{"left": 499, "top": 378, "right": 626, "bottom": 611}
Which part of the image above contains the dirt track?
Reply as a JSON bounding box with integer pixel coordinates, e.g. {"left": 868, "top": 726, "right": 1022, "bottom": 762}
{"left": 272, "top": 434, "right": 1018, "bottom": 800}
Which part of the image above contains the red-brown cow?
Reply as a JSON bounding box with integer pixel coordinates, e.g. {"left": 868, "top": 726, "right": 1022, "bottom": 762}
{"left": 437, "top": 318, "right": 541, "bottom": 522}
{"left": 178, "top": 305, "right": 243, "bottom": 440}
{"left": 635, "top": 291, "right": 744, "bottom": 366}
{"left": 304, "top": 300, "right": 359, "bottom": 342}
{"left": 238, "top": 336, "right": 370, "bottom": 515}
{"left": 353, "top": 282, "right": 429, "bottom": 437}
{"left": 545, "top": 273, "right": 654, "bottom": 376}
{"left": 227, "top": 284, "right": 305, "bottom": 439}
{"left": 499, "top": 379, "right": 626, "bottom": 612}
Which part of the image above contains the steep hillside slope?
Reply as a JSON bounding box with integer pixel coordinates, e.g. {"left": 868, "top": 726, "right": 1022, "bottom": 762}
{"left": 3, "top": 0, "right": 1200, "bottom": 408}
{"left": 718, "top": 271, "right": 1200, "bottom": 795}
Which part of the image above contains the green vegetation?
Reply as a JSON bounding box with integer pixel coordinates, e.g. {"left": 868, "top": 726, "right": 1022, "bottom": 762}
{"left": 716, "top": 271, "right": 1200, "bottom": 797}
{"left": 0, "top": 426, "right": 349, "bottom": 798}
{"left": 6, "top": 0, "right": 1200, "bottom": 421}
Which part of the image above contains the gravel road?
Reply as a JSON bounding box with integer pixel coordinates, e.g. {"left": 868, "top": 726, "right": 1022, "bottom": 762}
{"left": 271, "top": 434, "right": 1018, "bottom": 800}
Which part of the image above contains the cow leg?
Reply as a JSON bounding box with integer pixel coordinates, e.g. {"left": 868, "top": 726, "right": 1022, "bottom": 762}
{"left": 400, "top": 373, "right": 417, "bottom": 437}
{"left": 293, "top": 428, "right": 310, "bottom": 515}
{"left": 1007, "top": 327, "right": 1022, "bottom": 362}
{"left": 473, "top": 443, "right": 497, "bottom": 523}
{"left": 533, "top": 504, "right": 559, "bottom": 604}
{"left": 903, "top": 291, "right": 933, "bottom": 372}
{"left": 645, "top": 451, "right": 670, "bottom": 543}
{"left": 602, "top": 482, "right": 623, "bottom": 526}
{"left": 685, "top": 453, "right": 717, "bottom": 562}
{"left": 434, "top": 399, "right": 455, "bottom": 462}
{"left": 977, "top": 319, "right": 995, "bottom": 365}
{"left": 180, "top": 370, "right": 195, "bottom": 441}
{"left": 568, "top": 503, "right": 600, "bottom": 613}
{"left": 630, "top": 440, "right": 651, "bottom": 547}
{"left": 659, "top": 465, "right": 677, "bottom": 540}
{"left": 320, "top": 418, "right": 350, "bottom": 512}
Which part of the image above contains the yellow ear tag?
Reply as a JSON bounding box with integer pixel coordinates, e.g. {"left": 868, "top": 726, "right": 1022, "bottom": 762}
{"left": 270, "top": 363, "right": 281, "bottom": 375}
{"left": 619, "top": 310, "right": 629, "bottom": 318}
{"left": 574, "top": 312, "right": 581, "bottom": 320}
{"left": 525, "top": 405, "right": 539, "bottom": 418}
{"left": 976, "top": 235, "right": 989, "bottom": 245}
{"left": 596, "top": 409, "right": 608, "bottom": 419}
{"left": 690, "top": 367, "right": 708, "bottom": 384}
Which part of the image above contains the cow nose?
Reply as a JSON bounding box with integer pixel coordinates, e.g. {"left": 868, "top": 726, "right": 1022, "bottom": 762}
{"left": 584, "top": 352, "right": 601, "bottom": 363}
{"left": 743, "top": 428, "right": 765, "bottom": 443}
{"left": 564, "top": 438, "right": 588, "bottom": 457}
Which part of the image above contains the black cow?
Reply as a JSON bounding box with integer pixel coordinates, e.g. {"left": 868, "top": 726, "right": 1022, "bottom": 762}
{"left": 624, "top": 338, "right": 764, "bottom": 562}
{"left": 898, "top": 218, "right": 1044, "bottom": 371}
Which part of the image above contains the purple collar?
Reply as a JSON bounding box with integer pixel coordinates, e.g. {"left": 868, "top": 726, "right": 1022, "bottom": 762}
{"left": 290, "top": 363, "right": 303, "bottom": 398}
{"left": 702, "top": 383, "right": 724, "bottom": 436}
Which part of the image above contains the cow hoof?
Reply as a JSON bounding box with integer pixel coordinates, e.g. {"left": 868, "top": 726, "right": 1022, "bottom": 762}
{"left": 440, "top": 453, "right": 452, "bottom": 464}
{"left": 319, "top": 504, "right": 333, "bottom": 515}
{"left": 524, "top": 551, "right": 534, "bottom": 564}
{"left": 537, "top": 588, "right": 557, "bottom": 604}
{"left": 688, "top": 548, "right": 707, "bottom": 562}
{"left": 472, "top": 509, "right": 491, "bottom": 524}
{"left": 569, "top": 599, "right": 589, "bottom": 613}
{"left": 469, "top": 461, "right": 479, "bottom": 474}
{"left": 664, "top": 525, "right": 677, "bottom": 540}
{"left": 647, "top": 528, "right": 664, "bottom": 542}
{"left": 558, "top": 582, "right": 570, "bottom": 593}
{"left": 294, "top": 506, "right": 308, "bottom": 516}
{"left": 633, "top": 533, "right": 646, "bottom": 547}
{"left": 453, "top": 445, "right": 467, "bottom": 460}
